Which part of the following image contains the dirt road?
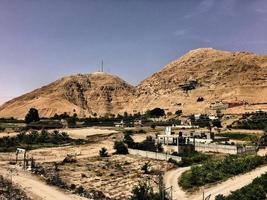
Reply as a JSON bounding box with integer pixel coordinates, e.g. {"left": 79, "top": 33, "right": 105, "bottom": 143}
{"left": 0, "top": 166, "right": 87, "bottom": 200}
{"left": 164, "top": 167, "right": 191, "bottom": 200}
{"left": 164, "top": 165, "right": 267, "bottom": 200}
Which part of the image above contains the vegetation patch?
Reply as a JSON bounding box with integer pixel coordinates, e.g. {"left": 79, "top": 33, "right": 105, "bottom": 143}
{"left": 217, "top": 133, "right": 258, "bottom": 141}
{"left": 0, "top": 130, "right": 85, "bottom": 152}
{"left": 123, "top": 132, "right": 163, "bottom": 153}
{"left": 169, "top": 152, "right": 211, "bottom": 167}
{"left": 33, "top": 155, "right": 173, "bottom": 200}
{"left": 0, "top": 175, "right": 31, "bottom": 200}
{"left": 179, "top": 155, "right": 267, "bottom": 190}
{"left": 231, "top": 111, "right": 267, "bottom": 130}
{"left": 215, "top": 172, "right": 267, "bottom": 200}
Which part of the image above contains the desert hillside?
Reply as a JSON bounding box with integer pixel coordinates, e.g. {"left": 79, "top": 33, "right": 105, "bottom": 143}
{"left": 1, "top": 48, "right": 267, "bottom": 119}
{"left": 128, "top": 48, "right": 267, "bottom": 115}
{"left": 0, "top": 72, "right": 135, "bottom": 118}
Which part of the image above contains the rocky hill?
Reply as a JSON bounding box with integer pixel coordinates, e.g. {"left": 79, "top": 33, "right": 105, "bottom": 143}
{"left": 0, "top": 72, "right": 135, "bottom": 118}
{"left": 1, "top": 48, "right": 267, "bottom": 119}
{"left": 129, "top": 48, "right": 267, "bottom": 115}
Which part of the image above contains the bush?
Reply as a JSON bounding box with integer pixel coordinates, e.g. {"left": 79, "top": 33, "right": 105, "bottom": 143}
{"left": 129, "top": 181, "right": 161, "bottom": 200}
{"left": 173, "top": 152, "right": 211, "bottom": 167}
{"left": 46, "top": 174, "right": 67, "bottom": 189}
{"left": 141, "top": 162, "right": 151, "bottom": 174}
{"left": 151, "top": 124, "right": 156, "bottom": 129}
{"left": 175, "top": 110, "right": 183, "bottom": 116}
{"left": 0, "top": 175, "right": 31, "bottom": 200}
{"left": 134, "top": 136, "right": 163, "bottom": 152}
{"left": 113, "top": 141, "right": 128, "bottom": 154}
{"left": 123, "top": 132, "right": 135, "bottom": 148}
{"left": 99, "top": 147, "right": 108, "bottom": 157}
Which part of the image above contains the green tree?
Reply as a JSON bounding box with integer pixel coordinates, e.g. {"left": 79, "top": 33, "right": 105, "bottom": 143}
{"left": 146, "top": 108, "right": 165, "bottom": 118}
{"left": 25, "top": 108, "right": 40, "bottom": 124}
{"left": 67, "top": 117, "right": 77, "bottom": 128}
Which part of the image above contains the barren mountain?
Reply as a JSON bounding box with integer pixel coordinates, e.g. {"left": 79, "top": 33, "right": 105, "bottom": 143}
{"left": 0, "top": 72, "right": 135, "bottom": 118}
{"left": 1, "top": 48, "right": 267, "bottom": 119}
{"left": 128, "top": 48, "right": 267, "bottom": 115}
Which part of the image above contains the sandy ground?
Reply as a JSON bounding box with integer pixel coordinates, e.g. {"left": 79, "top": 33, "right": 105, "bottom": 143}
{"left": 0, "top": 132, "right": 121, "bottom": 165}
{"left": 258, "top": 147, "right": 267, "bottom": 156}
{"left": 59, "top": 127, "right": 118, "bottom": 139}
{"left": 164, "top": 165, "right": 267, "bottom": 200}
{"left": 0, "top": 166, "right": 87, "bottom": 200}
{"left": 0, "top": 127, "right": 118, "bottom": 139}
{"left": 0, "top": 131, "right": 19, "bottom": 138}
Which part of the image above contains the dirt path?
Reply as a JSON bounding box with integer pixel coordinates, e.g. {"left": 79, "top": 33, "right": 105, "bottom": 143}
{"left": 164, "top": 165, "right": 267, "bottom": 200}
{"left": 164, "top": 167, "right": 191, "bottom": 200}
{"left": 0, "top": 166, "right": 87, "bottom": 200}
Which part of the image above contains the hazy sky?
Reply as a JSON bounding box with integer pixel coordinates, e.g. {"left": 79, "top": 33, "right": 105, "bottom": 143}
{"left": 0, "top": 0, "right": 267, "bottom": 104}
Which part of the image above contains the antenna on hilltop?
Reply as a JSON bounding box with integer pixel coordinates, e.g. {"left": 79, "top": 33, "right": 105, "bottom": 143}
{"left": 101, "top": 60, "right": 104, "bottom": 72}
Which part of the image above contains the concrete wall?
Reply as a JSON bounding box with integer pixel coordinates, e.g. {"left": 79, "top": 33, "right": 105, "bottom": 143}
{"left": 163, "top": 144, "right": 256, "bottom": 155}
{"left": 237, "top": 146, "right": 257, "bottom": 154}
{"left": 195, "top": 144, "right": 257, "bottom": 155}
{"left": 195, "top": 143, "right": 238, "bottom": 154}
{"left": 128, "top": 149, "right": 181, "bottom": 162}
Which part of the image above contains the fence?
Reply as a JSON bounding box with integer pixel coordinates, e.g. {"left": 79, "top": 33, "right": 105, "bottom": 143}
{"left": 128, "top": 149, "right": 181, "bottom": 162}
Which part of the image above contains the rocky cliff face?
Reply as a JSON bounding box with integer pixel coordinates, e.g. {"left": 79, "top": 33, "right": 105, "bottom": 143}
{"left": 0, "top": 72, "right": 135, "bottom": 118}
{"left": 129, "top": 48, "right": 267, "bottom": 115}
{"left": 1, "top": 48, "right": 267, "bottom": 119}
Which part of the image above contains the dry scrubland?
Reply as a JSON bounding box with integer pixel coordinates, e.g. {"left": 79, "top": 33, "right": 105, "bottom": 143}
{"left": 41, "top": 155, "right": 174, "bottom": 200}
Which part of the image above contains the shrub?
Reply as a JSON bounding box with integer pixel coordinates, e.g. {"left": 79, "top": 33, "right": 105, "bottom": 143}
{"left": 113, "top": 141, "right": 128, "bottom": 154}
{"left": 134, "top": 136, "right": 163, "bottom": 152}
{"left": 123, "top": 132, "right": 135, "bottom": 148}
{"left": 99, "top": 147, "right": 108, "bottom": 157}
{"left": 46, "top": 174, "right": 67, "bottom": 189}
{"left": 129, "top": 181, "right": 161, "bottom": 200}
{"left": 0, "top": 175, "right": 31, "bottom": 200}
{"left": 175, "top": 110, "right": 183, "bottom": 116}
{"left": 175, "top": 152, "right": 211, "bottom": 167}
{"left": 141, "top": 162, "right": 151, "bottom": 174}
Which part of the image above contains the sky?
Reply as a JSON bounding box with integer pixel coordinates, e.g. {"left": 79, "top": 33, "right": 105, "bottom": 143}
{"left": 0, "top": 0, "right": 267, "bottom": 104}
